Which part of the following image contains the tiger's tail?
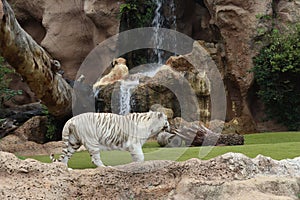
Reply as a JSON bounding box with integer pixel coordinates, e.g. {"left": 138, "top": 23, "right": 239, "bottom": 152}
{"left": 50, "top": 120, "right": 80, "bottom": 165}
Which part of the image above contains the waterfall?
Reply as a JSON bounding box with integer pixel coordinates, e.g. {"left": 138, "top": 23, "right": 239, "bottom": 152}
{"left": 152, "top": 0, "right": 177, "bottom": 64}
{"left": 118, "top": 64, "right": 161, "bottom": 115}
{"left": 170, "top": 0, "right": 177, "bottom": 30}
{"left": 152, "top": 0, "right": 164, "bottom": 64}
{"left": 119, "top": 79, "right": 140, "bottom": 115}
{"left": 170, "top": 0, "right": 177, "bottom": 52}
{"left": 118, "top": 0, "right": 177, "bottom": 115}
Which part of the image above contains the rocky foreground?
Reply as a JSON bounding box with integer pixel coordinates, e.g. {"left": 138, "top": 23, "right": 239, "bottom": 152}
{"left": 0, "top": 151, "right": 299, "bottom": 200}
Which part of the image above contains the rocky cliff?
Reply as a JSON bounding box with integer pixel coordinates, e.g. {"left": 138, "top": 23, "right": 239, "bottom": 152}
{"left": 7, "top": 0, "right": 123, "bottom": 80}
{"left": 6, "top": 0, "right": 300, "bottom": 131}
{"left": 0, "top": 151, "right": 299, "bottom": 199}
{"left": 173, "top": 0, "right": 300, "bottom": 129}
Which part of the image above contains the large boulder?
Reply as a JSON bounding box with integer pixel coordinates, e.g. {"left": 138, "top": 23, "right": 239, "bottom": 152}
{"left": 162, "top": 0, "right": 300, "bottom": 132}
{"left": 131, "top": 48, "right": 213, "bottom": 122}
{"left": 130, "top": 65, "right": 185, "bottom": 118}
{"left": 0, "top": 103, "right": 46, "bottom": 138}
{"left": 95, "top": 42, "right": 220, "bottom": 123}
{"left": 275, "top": 0, "right": 300, "bottom": 23}
{"left": 150, "top": 104, "right": 174, "bottom": 119}
{"left": 0, "top": 134, "right": 63, "bottom": 156}
{"left": 222, "top": 115, "right": 257, "bottom": 134}
{"left": 14, "top": 116, "right": 48, "bottom": 144}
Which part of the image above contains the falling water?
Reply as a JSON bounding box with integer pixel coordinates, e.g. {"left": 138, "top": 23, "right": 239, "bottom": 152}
{"left": 152, "top": 0, "right": 164, "bottom": 64}
{"left": 152, "top": 0, "right": 177, "bottom": 63}
{"left": 170, "top": 0, "right": 177, "bottom": 52}
{"left": 118, "top": 0, "right": 177, "bottom": 115}
{"left": 118, "top": 64, "right": 161, "bottom": 115}
{"left": 119, "top": 79, "right": 140, "bottom": 115}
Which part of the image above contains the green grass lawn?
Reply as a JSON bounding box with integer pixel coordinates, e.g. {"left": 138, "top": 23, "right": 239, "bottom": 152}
{"left": 26, "top": 132, "right": 300, "bottom": 169}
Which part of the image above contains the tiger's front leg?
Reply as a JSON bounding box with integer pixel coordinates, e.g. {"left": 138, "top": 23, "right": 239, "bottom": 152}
{"left": 90, "top": 150, "right": 105, "bottom": 167}
{"left": 129, "top": 145, "right": 144, "bottom": 162}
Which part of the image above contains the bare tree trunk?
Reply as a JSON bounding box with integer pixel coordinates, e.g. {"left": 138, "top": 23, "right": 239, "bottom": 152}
{"left": 0, "top": 0, "right": 72, "bottom": 117}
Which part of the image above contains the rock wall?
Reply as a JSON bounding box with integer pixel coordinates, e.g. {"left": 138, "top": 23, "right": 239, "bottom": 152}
{"left": 7, "top": 0, "right": 123, "bottom": 80}
{"left": 0, "top": 151, "right": 299, "bottom": 199}
{"left": 5, "top": 0, "right": 300, "bottom": 131}
{"left": 173, "top": 0, "right": 300, "bottom": 130}
{"left": 204, "top": 0, "right": 273, "bottom": 120}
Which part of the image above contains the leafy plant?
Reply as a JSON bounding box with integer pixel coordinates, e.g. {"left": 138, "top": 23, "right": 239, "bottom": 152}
{"left": 46, "top": 117, "right": 57, "bottom": 140}
{"left": 0, "top": 57, "right": 22, "bottom": 107}
{"left": 255, "top": 13, "right": 272, "bottom": 21}
{"left": 41, "top": 104, "right": 49, "bottom": 115}
{"left": 42, "top": 104, "right": 62, "bottom": 141}
{"left": 118, "top": 0, "right": 157, "bottom": 68}
{"left": 119, "top": 0, "right": 156, "bottom": 28}
{"left": 253, "top": 24, "right": 300, "bottom": 130}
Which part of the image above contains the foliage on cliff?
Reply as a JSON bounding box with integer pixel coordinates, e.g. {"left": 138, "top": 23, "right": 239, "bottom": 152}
{"left": 0, "top": 0, "right": 73, "bottom": 117}
{"left": 119, "top": 0, "right": 155, "bottom": 28}
{"left": 0, "top": 57, "right": 22, "bottom": 107}
{"left": 253, "top": 24, "right": 300, "bottom": 130}
{"left": 118, "top": 0, "right": 156, "bottom": 68}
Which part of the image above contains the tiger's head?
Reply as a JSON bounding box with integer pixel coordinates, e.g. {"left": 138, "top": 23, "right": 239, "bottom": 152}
{"left": 148, "top": 112, "right": 170, "bottom": 137}
{"left": 158, "top": 112, "right": 170, "bottom": 132}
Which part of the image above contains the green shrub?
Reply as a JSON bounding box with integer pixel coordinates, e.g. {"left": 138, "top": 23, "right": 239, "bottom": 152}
{"left": 0, "top": 57, "right": 22, "bottom": 107}
{"left": 46, "top": 119, "right": 57, "bottom": 140}
{"left": 253, "top": 24, "right": 300, "bottom": 130}
{"left": 119, "top": 0, "right": 155, "bottom": 28}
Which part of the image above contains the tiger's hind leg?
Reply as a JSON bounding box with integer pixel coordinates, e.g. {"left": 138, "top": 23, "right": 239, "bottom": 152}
{"left": 60, "top": 134, "right": 81, "bottom": 165}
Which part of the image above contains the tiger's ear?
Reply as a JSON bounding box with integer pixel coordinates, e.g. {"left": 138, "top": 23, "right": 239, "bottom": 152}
{"left": 158, "top": 112, "right": 163, "bottom": 119}
{"left": 112, "top": 58, "right": 117, "bottom": 67}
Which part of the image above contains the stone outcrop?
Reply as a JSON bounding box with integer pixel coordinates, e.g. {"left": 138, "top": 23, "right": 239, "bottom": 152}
{"left": 0, "top": 135, "right": 63, "bottom": 156}
{"left": 203, "top": 0, "right": 274, "bottom": 122}
{"left": 7, "top": 0, "right": 123, "bottom": 80}
{"left": 275, "top": 0, "right": 300, "bottom": 23}
{"left": 96, "top": 61, "right": 212, "bottom": 122}
{"left": 0, "top": 103, "right": 45, "bottom": 138}
{"left": 131, "top": 65, "right": 197, "bottom": 120}
{"left": 0, "top": 151, "right": 299, "bottom": 199}
{"left": 93, "top": 58, "right": 129, "bottom": 93}
{"left": 150, "top": 104, "right": 174, "bottom": 119}
{"left": 172, "top": 0, "right": 300, "bottom": 131}
{"left": 3, "top": 0, "right": 300, "bottom": 131}
{"left": 14, "top": 116, "right": 48, "bottom": 144}
{"left": 222, "top": 115, "right": 257, "bottom": 134}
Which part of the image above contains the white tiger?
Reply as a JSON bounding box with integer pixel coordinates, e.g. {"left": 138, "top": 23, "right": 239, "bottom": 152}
{"left": 50, "top": 112, "right": 169, "bottom": 167}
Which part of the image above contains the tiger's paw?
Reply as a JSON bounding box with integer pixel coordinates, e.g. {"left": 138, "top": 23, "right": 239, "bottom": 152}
{"left": 95, "top": 164, "right": 106, "bottom": 168}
